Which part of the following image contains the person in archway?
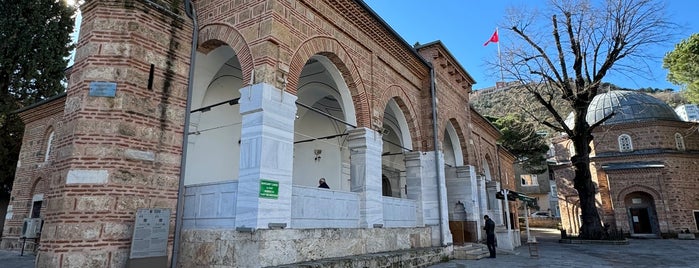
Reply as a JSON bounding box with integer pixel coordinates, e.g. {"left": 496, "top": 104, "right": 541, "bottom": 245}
{"left": 318, "top": 178, "right": 330, "bottom": 189}
{"left": 484, "top": 215, "right": 496, "bottom": 258}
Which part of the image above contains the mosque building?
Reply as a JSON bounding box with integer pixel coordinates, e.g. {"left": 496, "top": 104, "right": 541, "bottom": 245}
{"left": 1, "top": 1, "right": 519, "bottom": 267}
{"left": 551, "top": 90, "right": 699, "bottom": 237}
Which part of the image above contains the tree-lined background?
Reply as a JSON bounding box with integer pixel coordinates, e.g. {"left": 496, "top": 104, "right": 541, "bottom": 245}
{"left": 0, "top": 0, "right": 75, "bottom": 197}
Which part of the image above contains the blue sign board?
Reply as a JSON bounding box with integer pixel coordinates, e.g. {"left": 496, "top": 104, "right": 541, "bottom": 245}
{"left": 89, "top": 81, "right": 117, "bottom": 97}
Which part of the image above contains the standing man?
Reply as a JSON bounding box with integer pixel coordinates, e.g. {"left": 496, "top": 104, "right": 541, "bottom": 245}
{"left": 484, "top": 215, "right": 496, "bottom": 258}
{"left": 318, "top": 178, "right": 330, "bottom": 189}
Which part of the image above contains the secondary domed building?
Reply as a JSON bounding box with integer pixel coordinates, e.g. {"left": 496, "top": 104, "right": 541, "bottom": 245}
{"left": 550, "top": 90, "right": 699, "bottom": 237}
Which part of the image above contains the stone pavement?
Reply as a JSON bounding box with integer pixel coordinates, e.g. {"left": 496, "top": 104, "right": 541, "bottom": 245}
{"left": 0, "top": 249, "right": 35, "bottom": 268}
{"left": 430, "top": 228, "right": 699, "bottom": 268}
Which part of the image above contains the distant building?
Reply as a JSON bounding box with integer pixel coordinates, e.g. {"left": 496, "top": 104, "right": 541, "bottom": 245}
{"left": 674, "top": 104, "right": 699, "bottom": 122}
{"left": 552, "top": 90, "right": 699, "bottom": 237}
{"left": 514, "top": 162, "right": 560, "bottom": 217}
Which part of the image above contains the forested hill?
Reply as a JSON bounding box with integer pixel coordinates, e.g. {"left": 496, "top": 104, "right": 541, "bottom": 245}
{"left": 470, "top": 82, "right": 687, "bottom": 130}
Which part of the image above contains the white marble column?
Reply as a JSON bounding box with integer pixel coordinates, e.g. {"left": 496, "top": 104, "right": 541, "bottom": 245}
{"left": 405, "top": 151, "right": 452, "bottom": 246}
{"left": 235, "top": 83, "right": 297, "bottom": 229}
{"left": 477, "top": 175, "right": 487, "bottom": 239}
{"left": 347, "top": 127, "right": 383, "bottom": 228}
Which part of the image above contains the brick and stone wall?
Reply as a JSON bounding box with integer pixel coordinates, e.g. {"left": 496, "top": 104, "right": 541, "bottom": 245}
{"left": 33, "top": 1, "right": 192, "bottom": 267}
{"left": 1, "top": 95, "right": 66, "bottom": 251}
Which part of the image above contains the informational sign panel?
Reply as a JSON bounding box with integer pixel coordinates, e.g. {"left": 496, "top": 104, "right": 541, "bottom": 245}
{"left": 259, "top": 179, "right": 279, "bottom": 199}
{"left": 89, "top": 81, "right": 117, "bottom": 97}
{"left": 129, "top": 208, "right": 170, "bottom": 259}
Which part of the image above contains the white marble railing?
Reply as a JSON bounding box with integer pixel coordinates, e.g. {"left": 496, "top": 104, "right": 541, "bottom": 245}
{"left": 182, "top": 181, "right": 238, "bottom": 230}
{"left": 182, "top": 182, "right": 416, "bottom": 230}
{"left": 291, "top": 185, "right": 360, "bottom": 228}
{"left": 383, "top": 196, "right": 417, "bottom": 227}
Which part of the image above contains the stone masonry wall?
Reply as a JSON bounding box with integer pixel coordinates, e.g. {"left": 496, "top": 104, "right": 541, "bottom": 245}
{"left": 1, "top": 95, "right": 65, "bottom": 250}
{"left": 34, "top": 1, "right": 192, "bottom": 267}
{"left": 179, "top": 227, "right": 433, "bottom": 267}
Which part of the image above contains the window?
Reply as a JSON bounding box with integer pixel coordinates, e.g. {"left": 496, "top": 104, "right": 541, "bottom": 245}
{"left": 618, "top": 134, "right": 633, "bottom": 152}
{"left": 675, "top": 133, "right": 685, "bottom": 151}
{"left": 30, "top": 194, "right": 44, "bottom": 218}
{"left": 44, "top": 131, "right": 55, "bottom": 162}
{"left": 520, "top": 174, "right": 538, "bottom": 186}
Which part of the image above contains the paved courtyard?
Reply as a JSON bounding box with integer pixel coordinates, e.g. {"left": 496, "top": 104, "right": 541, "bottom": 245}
{"left": 430, "top": 228, "right": 699, "bottom": 268}
{"left": 0, "top": 248, "right": 35, "bottom": 268}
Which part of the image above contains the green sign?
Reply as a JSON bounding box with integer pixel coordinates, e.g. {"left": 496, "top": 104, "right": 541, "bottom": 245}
{"left": 259, "top": 179, "right": 279, "bottom": 199}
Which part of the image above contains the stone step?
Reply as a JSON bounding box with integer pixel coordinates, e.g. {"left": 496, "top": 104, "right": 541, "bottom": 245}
{"left": 453, "top": 243, "right": 490, "bottom": 260}
{"left": 269, "top": 247, "right": 447, "bottom": 268}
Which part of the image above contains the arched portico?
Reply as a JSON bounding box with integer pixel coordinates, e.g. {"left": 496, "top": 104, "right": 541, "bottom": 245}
{"left": 381, "top": 98, "right": 413, "bottom": 198}
{"left": 293, "top": 55, "right": 357, "bottom": 191}
{"left": 185, "top": 44, "right": 243, "bottom": 186}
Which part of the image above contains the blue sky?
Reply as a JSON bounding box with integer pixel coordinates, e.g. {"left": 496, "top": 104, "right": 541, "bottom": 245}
{"left": 364, "top": 0, "right": 699, "bottom": 91}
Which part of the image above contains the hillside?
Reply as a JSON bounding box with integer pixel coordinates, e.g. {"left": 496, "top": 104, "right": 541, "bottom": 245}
{"left": 470, "top": 82, "right": 687, "bottom": 132}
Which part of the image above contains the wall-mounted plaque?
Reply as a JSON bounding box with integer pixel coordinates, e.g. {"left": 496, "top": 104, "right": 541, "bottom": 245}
{"left": 89, "top": 81, "right": 117, "bottom": 97}
{"left": 129, "top": 208, "right": 170, "bottom": 259}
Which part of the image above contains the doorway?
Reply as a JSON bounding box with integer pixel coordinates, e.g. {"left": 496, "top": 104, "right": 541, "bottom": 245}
{"left": 623, "top": 191, "right": 659, "bottom": 235}
{"left": 629, "top": 208, "right": 652, "bottom": 234}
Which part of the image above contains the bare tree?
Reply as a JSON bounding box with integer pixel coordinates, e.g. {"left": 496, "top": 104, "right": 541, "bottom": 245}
{"left": 500, "top": 0, "right": 675, "bottom": 238}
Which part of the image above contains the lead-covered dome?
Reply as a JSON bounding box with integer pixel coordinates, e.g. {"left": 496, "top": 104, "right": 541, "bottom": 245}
{"left": 586, "top": 90, "right": 680, "bottom": 125}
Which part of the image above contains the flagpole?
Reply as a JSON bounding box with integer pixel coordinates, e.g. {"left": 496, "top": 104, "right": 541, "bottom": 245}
{"left": 497, "top": 27, "right": 504, "bottom": 85}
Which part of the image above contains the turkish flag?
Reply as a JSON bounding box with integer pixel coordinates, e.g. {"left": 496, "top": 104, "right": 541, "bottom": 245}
{"left": 483, "top": 29, "right": 499, "bottom": 46}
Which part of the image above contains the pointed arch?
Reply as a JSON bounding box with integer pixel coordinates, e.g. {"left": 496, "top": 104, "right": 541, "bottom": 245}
{"left": 198, "top": 23, "right": 254, "bottom": 86}
{"left": 288, "top": 36, "right": 370, "bottom": 127}
{"left": 445, "top": 118, "right": 468, "bottom": 166}
{"left": 376, "top": 85, "right": 422, "bottom": 151}
{"left": 616, "top": 185, "right": 662, "bottom": 204}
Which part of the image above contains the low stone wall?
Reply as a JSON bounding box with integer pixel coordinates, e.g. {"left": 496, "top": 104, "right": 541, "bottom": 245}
{"left": 520, "top": 218, "right": 560, "bottom": 229}
{"left": 179, "top": 227, "right": 434, "bottom": 267}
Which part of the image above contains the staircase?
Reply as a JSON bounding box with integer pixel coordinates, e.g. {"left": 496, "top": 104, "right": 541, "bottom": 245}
{"left": 453, "top": 243, "right": 490, "bottom": 260}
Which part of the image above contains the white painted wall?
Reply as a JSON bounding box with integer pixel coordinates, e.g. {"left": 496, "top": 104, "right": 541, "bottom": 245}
{"left": 185, "top": 46, "right": 243, "bottom": 185}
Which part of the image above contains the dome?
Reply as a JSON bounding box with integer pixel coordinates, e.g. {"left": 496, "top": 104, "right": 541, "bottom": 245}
{"left": 586, "top": 90, "right": 680, "bottom": 125}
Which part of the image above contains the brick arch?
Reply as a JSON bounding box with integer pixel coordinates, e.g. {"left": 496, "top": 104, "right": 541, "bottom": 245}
{"left": 40, "top": 125, "right": 56, "bottom": 161}
{"left": 288, "top": 36, "right": 369, "bottom": 127}
{"left": 615, "top": 184, "right": 662, "bottom": 204}
{"left": 483, "top": 153, "right": 495, "bottom": 179}
{"left": 446, "top": 118, "right": 469, "bottom": 164}
{"left": 197, "top": 23, "right": 254, "bottom": 86}
{"left": 376, "top": 85, "right": 422, "bottom": 151}
{"left": 29, "top": 177, "right": 48, "bottom": 198}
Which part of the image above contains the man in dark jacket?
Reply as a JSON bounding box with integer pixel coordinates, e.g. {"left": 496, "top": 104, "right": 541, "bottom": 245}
{"left": 484, "top": 215, "right": 496, "bottom": 258}
{"left": 318, "top": 178, "right": 330, "bottom": 189}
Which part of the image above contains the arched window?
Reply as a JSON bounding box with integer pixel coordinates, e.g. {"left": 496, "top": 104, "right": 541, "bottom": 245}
{"left": 44, "top": 131, "right": 55, "bottom": 162}
{"left": 381, "top": 175, "right": 392, "bottom": 197}
{"left": 618, "top": 134, "right": 633, "bottom": 152}
{"left": 675, "top": 133, "right": 685, "bottom": 151}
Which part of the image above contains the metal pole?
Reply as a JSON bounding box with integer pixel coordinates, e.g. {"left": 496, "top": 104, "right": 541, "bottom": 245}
{"left": 502, "top": 189, "right": 511, "bottom": 230}
{"left": 171, "top": 1, "right": 197, "bottom": 267}
{"left": 525, "top": 205, "right": 531, "bottom": 242}
{"left": 502, "top": 189, "right": 512, "bottom": 249}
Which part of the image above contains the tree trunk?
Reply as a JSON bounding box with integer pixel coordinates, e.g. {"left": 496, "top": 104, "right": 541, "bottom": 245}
{"left": 571, "top": 131, "right": 603, "bottom": 239}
